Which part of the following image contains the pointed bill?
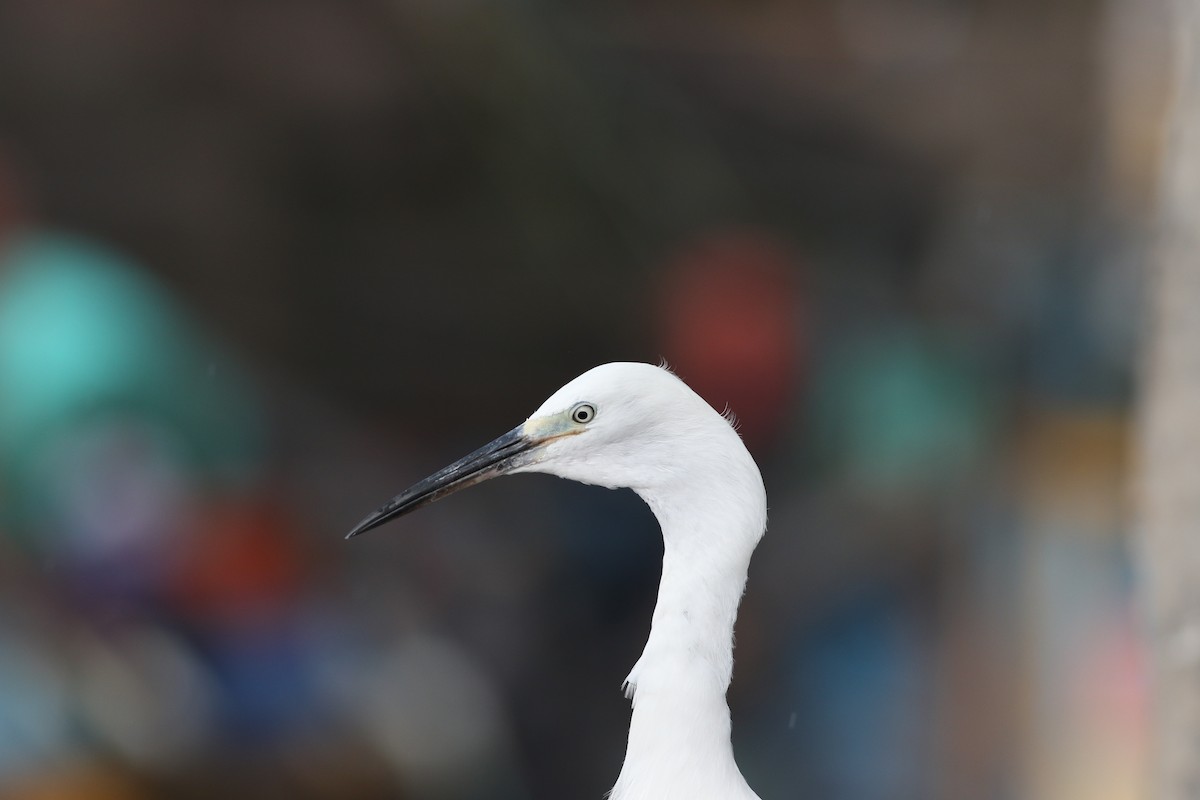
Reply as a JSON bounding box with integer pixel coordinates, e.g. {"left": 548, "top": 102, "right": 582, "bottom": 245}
{"left": 345, "top": 424, "right": 539, "bottom": 539}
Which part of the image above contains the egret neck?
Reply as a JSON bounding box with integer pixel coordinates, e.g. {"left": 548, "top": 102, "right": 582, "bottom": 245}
{"left": 613, "top": 444, "right": 766, "bottom": 800}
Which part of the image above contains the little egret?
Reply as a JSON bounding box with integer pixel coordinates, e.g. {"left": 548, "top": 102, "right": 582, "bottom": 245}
{"left": 348, "top": 362, "right": 766, "bottom": 800}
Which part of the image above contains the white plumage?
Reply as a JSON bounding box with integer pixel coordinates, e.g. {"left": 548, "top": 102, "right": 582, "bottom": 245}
{"left": 349, "top": 362, "right": 767, "bottom": 799}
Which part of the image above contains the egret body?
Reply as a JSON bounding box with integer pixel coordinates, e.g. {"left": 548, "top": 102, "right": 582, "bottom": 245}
{"left": 348, "top": 362, "right": 766, "bottom": 800}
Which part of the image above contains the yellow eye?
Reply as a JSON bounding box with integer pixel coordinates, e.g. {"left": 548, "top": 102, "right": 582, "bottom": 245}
{"left": 571, "top": 403, "right": 596, "bottom": 424}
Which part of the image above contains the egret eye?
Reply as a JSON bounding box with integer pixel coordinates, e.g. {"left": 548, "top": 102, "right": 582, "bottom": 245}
{"left": 571, "top": 403, "right": 596, "bottom": 424}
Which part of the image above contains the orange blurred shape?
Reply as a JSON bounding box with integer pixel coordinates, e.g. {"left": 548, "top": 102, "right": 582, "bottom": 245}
{"left": 3, "top": 762, "right": 145, "bottom": 800}
{"left": 658, "top": 229, "right": 804, "bottom": 450}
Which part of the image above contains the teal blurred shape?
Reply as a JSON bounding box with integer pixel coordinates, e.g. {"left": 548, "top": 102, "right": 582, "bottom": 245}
{"left": 811, "top": 329, "right": 996, "bottom": 491}
{"left": 0, "top": 231, "right": 262, "bottom": 533}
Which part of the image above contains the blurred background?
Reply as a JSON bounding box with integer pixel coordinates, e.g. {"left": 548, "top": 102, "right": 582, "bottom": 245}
{"left": 0, "top": 0, "right": 1173, "bottom": 798}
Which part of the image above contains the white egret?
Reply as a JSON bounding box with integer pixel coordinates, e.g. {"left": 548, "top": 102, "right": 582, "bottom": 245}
{"left": 348, "top": 362, "right": 766, "bottom": 800}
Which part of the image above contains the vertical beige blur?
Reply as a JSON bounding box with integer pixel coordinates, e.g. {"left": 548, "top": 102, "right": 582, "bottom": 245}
{"left": 1138, "top": 2, "right": 1200, "bottom": 798}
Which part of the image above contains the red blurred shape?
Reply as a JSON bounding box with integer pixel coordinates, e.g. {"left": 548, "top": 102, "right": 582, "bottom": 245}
{"left": 168, "top": 500, "right": 305, "bottom": 630}
{"left": 658, "top": 228, "right": 805, "bottom": 450}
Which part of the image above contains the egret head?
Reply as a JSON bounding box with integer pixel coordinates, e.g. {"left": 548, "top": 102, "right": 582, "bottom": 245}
{"left": 346, "top": 362, "right": 746, "bottom": 539}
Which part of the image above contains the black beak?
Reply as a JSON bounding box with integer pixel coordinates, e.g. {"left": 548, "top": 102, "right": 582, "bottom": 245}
{"left": 346, "top": 424, "right": 537, "bottom": 539}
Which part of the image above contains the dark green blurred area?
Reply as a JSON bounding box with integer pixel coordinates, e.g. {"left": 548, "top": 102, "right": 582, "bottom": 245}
{"left": 0, "top": 0, "right": 1162, "bottom": 798}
